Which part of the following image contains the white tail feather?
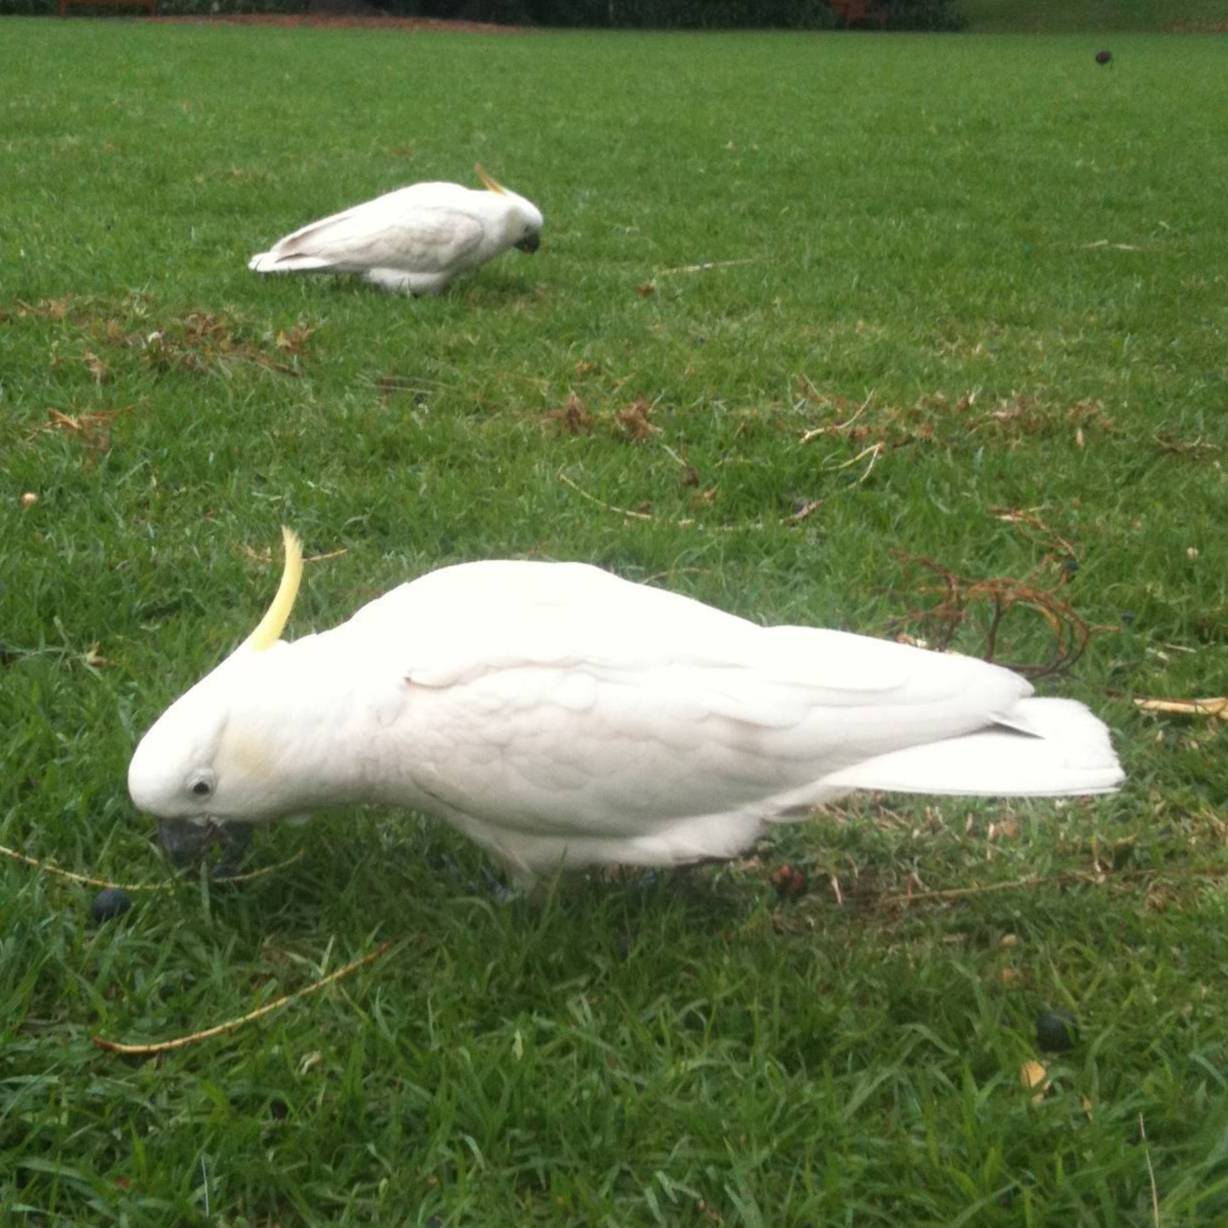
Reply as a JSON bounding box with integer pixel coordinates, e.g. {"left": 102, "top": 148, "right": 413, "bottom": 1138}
{"left": 248, "top": 250, "right": 336, "bottom": 273}
{"left": 823, "top": 698, "right": 1123, "bottom": 797}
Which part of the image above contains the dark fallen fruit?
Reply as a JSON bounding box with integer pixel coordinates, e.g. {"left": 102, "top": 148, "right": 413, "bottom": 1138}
{"left": 90, "top": 887, "right": 133, "bottom": 923}
{"left": 1036, "top": 1008, "right": 1077, "bottom": 1052}
{"left": 1095, "top": 49, "right": 1112, "bottom": 65}
{"left": 770, "top": 863, "right": 808, "bottom": 898}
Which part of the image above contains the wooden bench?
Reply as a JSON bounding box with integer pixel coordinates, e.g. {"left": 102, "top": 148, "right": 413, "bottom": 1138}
{"left": 59, "top": 0, "right": 158, "bottom": 15}
{"left": 830, "top": 0, "right": 887, "bottom": 28}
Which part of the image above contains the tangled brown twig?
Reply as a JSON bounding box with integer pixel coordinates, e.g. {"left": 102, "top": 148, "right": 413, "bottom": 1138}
{"left": 890, "top": 555, "right": 1095, "bottom": 678}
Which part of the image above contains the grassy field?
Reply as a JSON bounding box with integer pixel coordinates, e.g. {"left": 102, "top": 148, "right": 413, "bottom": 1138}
{"left": 3, "top": 18, "right": 1227, "bottom": 1226}
{"left": 957, "top": 0, "right": 1228, "bottom": 33}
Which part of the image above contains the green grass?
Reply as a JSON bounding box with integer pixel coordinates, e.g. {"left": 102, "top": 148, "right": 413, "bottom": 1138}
{"left": 957, "top": 0, "right": 1228, "bottom": 33}
{"left": 3, "top": 18, "right": 1228, "bottom": 1226}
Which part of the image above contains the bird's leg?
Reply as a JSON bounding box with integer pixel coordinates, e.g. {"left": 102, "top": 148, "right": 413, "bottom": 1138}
{"left": 489, "top": 857, "right": 552, "bottom": 905}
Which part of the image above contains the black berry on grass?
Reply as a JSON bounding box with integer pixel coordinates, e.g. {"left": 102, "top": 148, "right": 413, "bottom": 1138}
{"left": 90, "top": 887, "right": 132, "bottom": 923}
{"left": 1036, "top": 1008, "right": 1077, "bottom": 1052}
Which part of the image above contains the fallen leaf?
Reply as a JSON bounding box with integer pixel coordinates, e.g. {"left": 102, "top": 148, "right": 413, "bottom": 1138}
{"left": 43, "top": 407, "right": 119, "bottom": 452}
{"left": 544, "top": 394, "right": 594, "bottom": 435}
{"left": 275, "top": 324, "right": 316, "bottom": 355}
{"left": 82, "top": 349, "right": 109, "bottom": 384}
{"left": 770, "top": 864, "right": 807, "bottom": 898}
{"left": 616, "top": 398, "right": 658, "bottom": 442}
{"left": 788, "top": 498, "right": 823, "bottom": 524}
{"left": 1020, "top": 1060, "right": 1050, "bottom": 1103}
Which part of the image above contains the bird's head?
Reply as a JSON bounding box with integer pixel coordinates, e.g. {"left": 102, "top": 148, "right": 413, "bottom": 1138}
{"left": 476, "top": 162, "right": 543, "bottom": 254}
{"left": 129, "top": 528, "right": 307, "bottom": 864}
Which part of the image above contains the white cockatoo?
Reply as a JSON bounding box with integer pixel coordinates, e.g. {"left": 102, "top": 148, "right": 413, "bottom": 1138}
{"left": 130, "top": 530, "right": 1123, "bottom": 888}
{"left": 247, "top": 164, "right": 542, "bottom": 295}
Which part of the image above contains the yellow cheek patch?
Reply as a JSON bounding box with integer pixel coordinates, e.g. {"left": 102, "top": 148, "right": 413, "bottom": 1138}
{"left": 216, "top": 734, "right": 275, "bottom": 781}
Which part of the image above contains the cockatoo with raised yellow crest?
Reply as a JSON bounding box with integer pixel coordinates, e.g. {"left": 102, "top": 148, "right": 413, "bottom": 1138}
{"left": 247, "top": 164, "right": 542, "bottom": 295}
{"left": 130, "top": 530, "right": 1123, "bottom": 889}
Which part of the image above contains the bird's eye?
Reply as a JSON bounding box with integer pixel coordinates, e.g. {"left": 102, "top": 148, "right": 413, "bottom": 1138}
{"left": 187, "top": 771, "right": 215, "bottom": 799}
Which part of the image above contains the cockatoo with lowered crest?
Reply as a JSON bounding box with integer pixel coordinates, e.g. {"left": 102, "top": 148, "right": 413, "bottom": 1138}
{"left": 247, "top": 164, "right": 542, "bottom": 295}
{"left": 130, "top": 530, "right": 1123, "bottom": 889}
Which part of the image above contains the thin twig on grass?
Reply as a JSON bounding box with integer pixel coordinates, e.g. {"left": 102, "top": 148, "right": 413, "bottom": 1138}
{"left": 0, "top": 842, "right": 302, "bottom": 892}
{"left": 558, "top": 469, "right": 687, "bottom": 525}
{"left": 886, "top": 871, "right": 1086, "bottom": 904}
{"left": 798, "top": 389, "right": 875, "bottom": 444}
{"left": 656, "top": 258, "right": 760, "bottom": 275}
{"left": 883, "top": 863, "right": 1228, "bottom": 907}
{"left": 1139, "top": 1113, "right": 1161, "bottom": 1227}
{"left": 823, "top": 440, "right": 884, "bottom": 483}
{"left": 1081, "top": 239, "right": 1148, "bottom": 251}
{"left": 92, "top": 941, "right": 393, "bottom": 1056}
{"left": 1154, "top": 432, "right": 1219, "bottom": 458}
{"left": 241, "top": 544, "right": 348, "bottom": 565}
{"left": 558, "top": 468, "right": 851, "bottom": 532}
{"left": 988, "top": 506, "right": 1078, "bottom": 562}
{"left": 558, "top": 468, "right": 774, "bottom": 532}
{"left": 1135, "top": 696, "right": 1228, "bottom": 722}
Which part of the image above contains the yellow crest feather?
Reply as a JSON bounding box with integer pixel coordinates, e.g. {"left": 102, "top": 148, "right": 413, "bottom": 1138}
{"left": 474, "top": 162, "right": 507, "bottom": 194}
{"left": 244, "top": 526, "right": 303, "bottom": 652}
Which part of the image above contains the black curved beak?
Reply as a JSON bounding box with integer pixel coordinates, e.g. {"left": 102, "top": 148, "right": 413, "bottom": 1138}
{"left": 514, "top": 233, "right": 540, "bottom": 254}
{"left": 158, "top": 819, "right": 214, "bottom": 865}
{"left": 158, "top": 818, "right": 253, "bottom": 870}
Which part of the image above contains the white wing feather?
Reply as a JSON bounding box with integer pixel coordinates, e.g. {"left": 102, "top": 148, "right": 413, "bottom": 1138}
{"left": 249, "top": 186, "right": 485, "bottom": 275}
{"left": 298, "top": 562, "right": 1118, "bottom": 877}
